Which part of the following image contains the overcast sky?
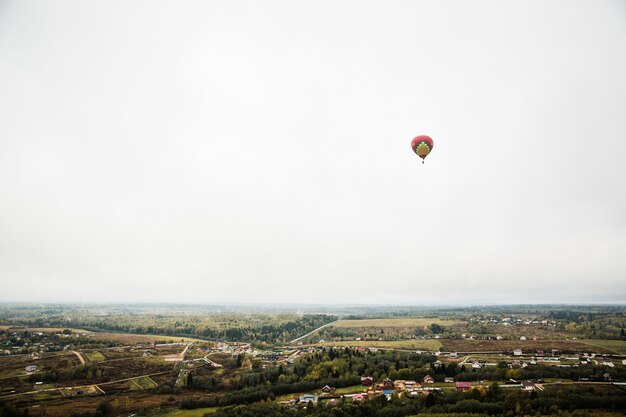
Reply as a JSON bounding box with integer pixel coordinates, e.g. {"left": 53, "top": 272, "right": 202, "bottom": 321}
{"left": 1, "top": 0, "right": 625, "bottom": 305}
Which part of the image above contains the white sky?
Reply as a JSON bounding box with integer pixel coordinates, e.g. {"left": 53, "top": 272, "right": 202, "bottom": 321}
{"left": 1, "top": 0, "right": 625, "bottom": 305}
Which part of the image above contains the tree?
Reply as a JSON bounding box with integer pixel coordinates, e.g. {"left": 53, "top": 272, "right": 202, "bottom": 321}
{"left": 487, "top": 381, "right": 502, "bottom": 400}
{"left": 96, "top": 400, "right": 113, "bottom": 416}
{"left": 504, "top": 392, "right": 520, "bottom": 413}
{"left": 428, "top": 323, "right": 444, "bottom": 334}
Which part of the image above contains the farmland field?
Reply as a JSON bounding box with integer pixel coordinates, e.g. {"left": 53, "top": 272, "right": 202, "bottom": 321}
{"left": 335, "top": 385, "right": 365, "bottom": 394}
{"left": 315, "top": 339, "right": 442, "bottom": 351}
{"left": 86, "top": 332, "right": 205, "bottom": 344}
{"left": 579, "top": 339, "right": 626, "bottom": 354}
{"left": 150, "top": 407, "right": 218, "bottom": 416}
{"left": 439, "top": 339, "right": 616, "bottom": 354}
{"left": 331, "top": 318, "right": 461, "bottom": 328}
{"left": 130, "top": 376, "right": 158, "bottom": 390}
{"left": 83, "top": 351, "right": 106, "bottom": 362}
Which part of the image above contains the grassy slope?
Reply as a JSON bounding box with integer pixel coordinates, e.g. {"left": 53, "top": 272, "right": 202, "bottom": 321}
{"left": 579, "top": 339, "right": 626, "bottom": 354}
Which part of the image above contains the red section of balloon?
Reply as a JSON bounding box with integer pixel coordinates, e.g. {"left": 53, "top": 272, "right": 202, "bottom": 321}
{"left": 410, "top": 135, "right": 434, "bottom": 153}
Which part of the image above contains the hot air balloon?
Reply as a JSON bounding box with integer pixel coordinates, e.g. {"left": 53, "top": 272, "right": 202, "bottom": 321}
{"left": 411, "top": 135, "right": 434, "bottom": 164}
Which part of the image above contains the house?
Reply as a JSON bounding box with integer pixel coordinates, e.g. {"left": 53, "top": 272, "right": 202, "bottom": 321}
{"left": 299, "top": 394, "right": 318, "bottom": 404}
{"left": 393, "top": 379, "right": 418, "bottom": 390}
{"left": 536, "top": 349, "right": 544, "bottom": 356}
{"left": 455, "top": 382, "right": 472, "bottom": 392}
{"left": 521, "top": 382, "right": 536, "bottom": 391}
{"left": 513, "top": 349, "right": 523, "bottom": 356}
{"left": 449, "top": 352, "right": 458, "bottom": 358}
{"left": 405, "top": 380, "right": 419, "bottom": 390}
{"left": 444, "top": 377, "right": 455, "bottom": 383}
{"left": 25, "top": 365, "right": 37, "bottom": 373}
{"left": 394, "top": 380, "right": 406, "bottom": 390}
{"left": 603, "top": 373, "right": 613, "bottom": 382}
{"left": 433, "top": 360, "right": 443, "bottom": 369}
{"left": 472, "top": 362, "right": 482, "bottom": 369}
{"left": 321, "top": 385, "right": 335, "bottom": 394}
{"left": 423, "top": 375, "right": 434, "bottom": 384}
{"left": 361, "top": 376, "right": 374, "bottom": 386}
{"left": 520, "top": 336, "right": 527, "bottom": 341}
{"left": 496, "top": 335, "right": 503, "bottom": 340}
{"left": 352, "top": 393, "right": 367, "bottom": 402}
{"left": 378, "top": 378, "right": 394, "bottom": 390}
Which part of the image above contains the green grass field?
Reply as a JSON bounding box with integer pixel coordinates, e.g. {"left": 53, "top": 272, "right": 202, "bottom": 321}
{"left": 335, "top": 385, "right": 364, "bottom": 394}
{"left": 331, "top": 318, "right": 461, "bottom": 328}
{"left": 580, "top": 339, "right": 626, "bottom": 354}
{"left": 315, "top": 340, "right": 442, "bottom": 351}
{"left": 83, "top": 351, "right": 106, "bottom": 363}
{"left": 129, "top": 376, "right": 158, "bottom": 390}
{"left": 149, "top": 407, "right": 218, "bottom": 416}
{"left": 34, "top": 383, "right": 56, "bottom": 390}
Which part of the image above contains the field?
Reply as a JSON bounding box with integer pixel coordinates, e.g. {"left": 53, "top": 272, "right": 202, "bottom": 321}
{"left": 315, "top": 340, "right": 442, "bottom": 351}
{"left": 335, "top": 385, "right": 365, "bottom": 394}
{"left": 331, "top": 318, "right": 461, "bottom": 328}
{"left": 149, "top": 407, "right": 218, "bottom": 416}
{"left": 130, "top": 376, "right": 158, "bottom": 390}
{"left": 0, "top": 352, "right": 81, "bottom": 380}
{"left": 439, "top": 339, "right": 616, "bottom": 354}
{"left": 580, "top": 339, "right": 626, "bottom": 354}
{"left": 82, "top": 351, "right": 106, "bottom": 363}
{"left": 87, "top": 332, "right": 205, "bottom": 344}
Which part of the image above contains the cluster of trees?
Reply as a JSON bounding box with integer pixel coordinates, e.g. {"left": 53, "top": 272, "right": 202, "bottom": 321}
{"left": 27, "top": 364, "right": 111, "bottom": 383}
{"left": 0, "top": 403, "right": 30, "bottom": 417}
{"left": 181, "top": 349, "right": 437, "bottom": 408}
{"left": 548, "top": 310, "right": 625, "bottom": 339}
{"left": 181, "top": 377, "right": 363, "bottom": 410}
{"left": 203, "top": 384, "right": 626, "bottom": 417}
{"left": 180, "top": 347, "right": 626, "bottom": 413}
{"left": 317, "top": 323, "right": 449, "bottom": 342}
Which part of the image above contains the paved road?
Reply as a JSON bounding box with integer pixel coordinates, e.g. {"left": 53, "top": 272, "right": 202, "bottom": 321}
{"left": 289, "top": 320, "right": 339, "bottom": 344}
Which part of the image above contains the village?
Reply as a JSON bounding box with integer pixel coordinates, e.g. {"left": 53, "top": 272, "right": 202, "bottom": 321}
{"left": 1, "top": 308, "right": 625, "bottom": 417}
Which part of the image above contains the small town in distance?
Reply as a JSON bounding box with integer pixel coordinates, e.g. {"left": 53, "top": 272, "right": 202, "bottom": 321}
{"left": 0, "top": 304, "right": 625, "bottom": 417}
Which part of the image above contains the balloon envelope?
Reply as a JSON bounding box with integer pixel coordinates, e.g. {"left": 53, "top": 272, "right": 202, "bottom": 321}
{"left": 411, "top": 135, "right": 434, "bottom": 161}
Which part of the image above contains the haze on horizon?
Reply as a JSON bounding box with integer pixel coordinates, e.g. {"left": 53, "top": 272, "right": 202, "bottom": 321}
{"left": 1, "top": 0, "right": 625, "bottom": 306}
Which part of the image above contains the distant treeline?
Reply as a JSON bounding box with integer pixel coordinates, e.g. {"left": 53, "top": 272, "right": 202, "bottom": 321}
{"left": 0, "top": 310, "right": 337, "bottom": 345}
